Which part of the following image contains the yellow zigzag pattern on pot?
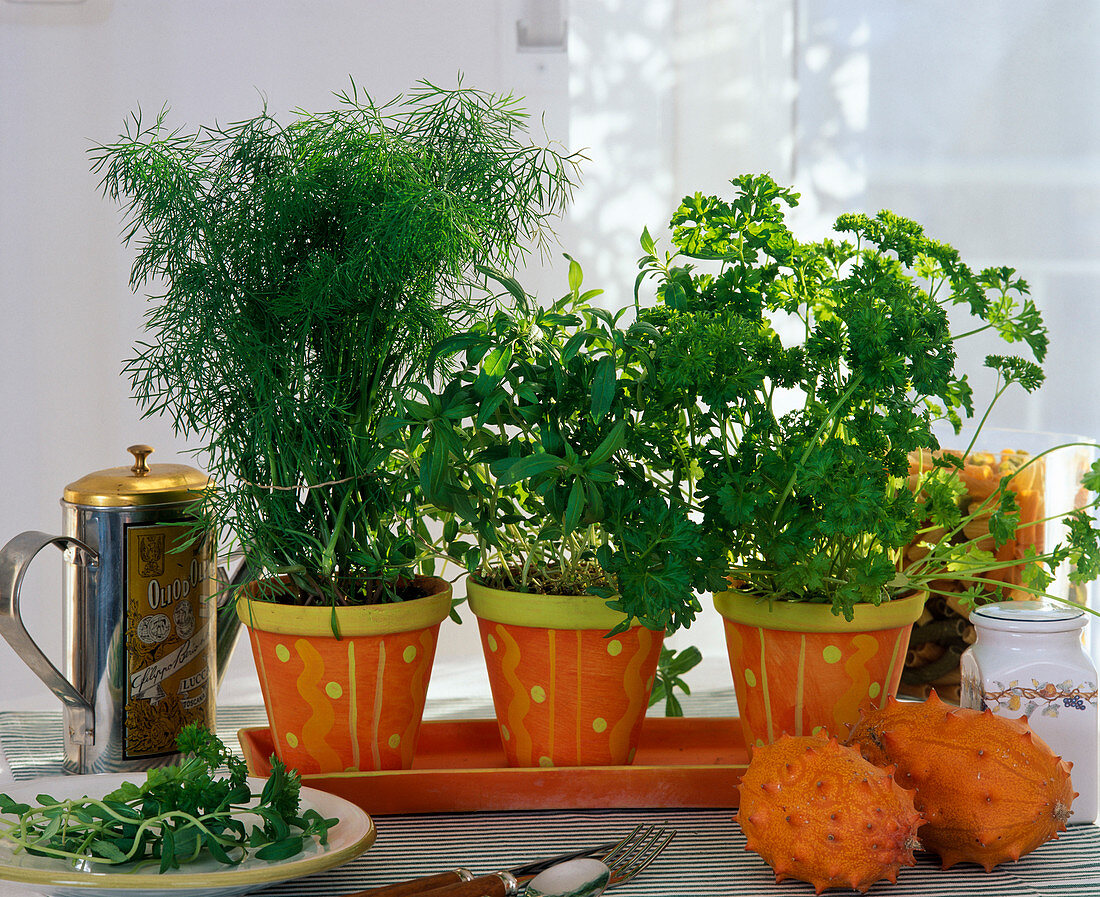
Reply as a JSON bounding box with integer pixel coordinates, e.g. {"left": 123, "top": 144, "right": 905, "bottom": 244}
{"left": 833, "top": 633, "right": 884, "bottom": 734}
{"left": 609, "top": 625, "right": 655, "bottom": 764}
{"left": 398, "top": 629, "right": 437, "bottom": 768}
{"left": 295, "top": 638, "right": 341, "bottom": 772}
{"left": 496, "top": 624, "right": 534, "bottom": 766}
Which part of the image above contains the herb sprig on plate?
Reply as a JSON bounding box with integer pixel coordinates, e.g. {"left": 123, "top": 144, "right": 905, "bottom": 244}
{"left": 0, "top": 725, "right": 334, "bottom": 872}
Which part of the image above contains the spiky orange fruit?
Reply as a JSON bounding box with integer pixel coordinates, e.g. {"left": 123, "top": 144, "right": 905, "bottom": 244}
{"left": 736, "top": 734, "right": 922, "bottom": 894}
{"left": 847, "top": 691, "right": 1075, "bottom": 871}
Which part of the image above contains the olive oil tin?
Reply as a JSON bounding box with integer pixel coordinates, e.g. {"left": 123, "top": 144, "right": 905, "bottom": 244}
{"left": 0, "top": 446, "right": 217, "bottom": 774}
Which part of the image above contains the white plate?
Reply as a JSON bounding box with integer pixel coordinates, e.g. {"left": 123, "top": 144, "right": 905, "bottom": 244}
{"left": 0, "top": 774, "right": 375, "bottom": 897}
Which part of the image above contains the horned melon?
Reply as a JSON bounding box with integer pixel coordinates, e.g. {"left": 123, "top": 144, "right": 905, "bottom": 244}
{"left": 847, "top": 691, "right": 1075, "bottom": 871}
{"left": 736, "top": 733, "right": 922, "bottom": 893}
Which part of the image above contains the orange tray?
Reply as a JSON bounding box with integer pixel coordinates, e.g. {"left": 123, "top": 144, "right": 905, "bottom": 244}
{"left": 239, "top": 717, "right": 748, "bottom": 815}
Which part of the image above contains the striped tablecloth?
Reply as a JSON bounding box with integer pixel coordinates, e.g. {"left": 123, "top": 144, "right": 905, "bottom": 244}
{"left": 1, "top": 705, "right": 1099, "bottom": 897}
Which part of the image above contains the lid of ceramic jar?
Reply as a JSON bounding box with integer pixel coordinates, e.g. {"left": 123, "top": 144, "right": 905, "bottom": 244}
{"left": 971, "top": 600, "right": 1087, "bottom": 633}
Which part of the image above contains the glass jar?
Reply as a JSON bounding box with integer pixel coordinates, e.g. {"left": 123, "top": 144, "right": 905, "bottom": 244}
{"left": 960, "top": 600, "right": 1097, "bottom": 824}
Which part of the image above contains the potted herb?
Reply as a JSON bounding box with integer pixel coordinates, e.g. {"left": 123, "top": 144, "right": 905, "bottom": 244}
{"left": 632, "top": 173, "right": 1099, "bottom": 746}
{"left": 396, "top": 259, "right": 716, "bottom": 766}
{"left": 91, "top": 80, "right": 583, "bottom": 773}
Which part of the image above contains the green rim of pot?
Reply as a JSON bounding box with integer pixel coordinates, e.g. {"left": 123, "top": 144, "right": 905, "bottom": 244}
{"left": 712, "top": 589, "right": 925, "bottom": 633}
{"left": 466, "top": 579, "right": 637, "bottom": 631}
{"left": 236, "top": 577, "right": 452, "bottom": 637}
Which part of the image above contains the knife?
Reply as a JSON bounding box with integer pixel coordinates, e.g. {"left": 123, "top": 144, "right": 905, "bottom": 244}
{"left": 349, "top": 842, "right": 617, "bottom": 897}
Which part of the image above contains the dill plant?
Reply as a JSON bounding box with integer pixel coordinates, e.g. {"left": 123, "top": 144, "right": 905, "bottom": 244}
{"left": 90, "top": 80, "right": 582, "bottom": 605}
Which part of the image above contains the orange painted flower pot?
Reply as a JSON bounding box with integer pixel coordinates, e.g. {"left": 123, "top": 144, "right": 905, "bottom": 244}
{"left": 467, "top": 581, "right": 664, "bottom": 768}
{"left": 237, "top": 577, "right": 451, "bottom": 774}
{"left": 713, "top": 590, "right": 925, "bottom": 749}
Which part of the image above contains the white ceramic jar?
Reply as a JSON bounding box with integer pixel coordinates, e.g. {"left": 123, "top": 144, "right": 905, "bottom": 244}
{"left": 960, "top": 601, "right": 1097, "bottom": 824}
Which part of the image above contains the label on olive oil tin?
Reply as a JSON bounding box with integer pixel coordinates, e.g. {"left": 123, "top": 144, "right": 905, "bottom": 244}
{"left": 123, "top": 524, "right": 214, "bottom": 759}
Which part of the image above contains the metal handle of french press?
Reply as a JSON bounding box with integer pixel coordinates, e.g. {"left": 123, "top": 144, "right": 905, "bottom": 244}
{"left": 0, "top": 531, "right": 97, "bottom": 746}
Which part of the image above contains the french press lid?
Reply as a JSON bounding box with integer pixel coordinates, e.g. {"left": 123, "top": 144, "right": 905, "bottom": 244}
{"left": 62, "top": 444, "right": 210, "bottom": 508}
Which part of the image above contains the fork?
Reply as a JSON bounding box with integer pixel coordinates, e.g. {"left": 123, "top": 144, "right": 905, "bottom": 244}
{"left": 600, "top": 824, "right": 677, "bottom": 888}
{"left": 524, "top": 825, "right": 677, "bottom": 897}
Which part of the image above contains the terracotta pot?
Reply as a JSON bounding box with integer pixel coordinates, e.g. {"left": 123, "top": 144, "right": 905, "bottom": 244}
{"left": 237, "top": 576, "right": 451, "bottom": 774}
{"left": 467, "top": 580, "right": 664, "bottom": 768}
{"left": 713, "top": 590, "right": 925, "bottom": 749}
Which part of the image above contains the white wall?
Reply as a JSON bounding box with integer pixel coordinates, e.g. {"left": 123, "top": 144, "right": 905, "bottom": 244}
{"left": 794, "top": 1, "right": 1100, "bottom": 437}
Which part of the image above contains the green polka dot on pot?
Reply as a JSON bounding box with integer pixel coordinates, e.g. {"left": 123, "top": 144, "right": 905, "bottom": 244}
{"left": 822, "top": 645, "right": 842, "bottom": 664}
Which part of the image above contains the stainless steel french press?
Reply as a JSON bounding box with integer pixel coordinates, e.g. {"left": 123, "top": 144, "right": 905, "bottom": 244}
{"left": 0, "top": 445, "right": 240, "bottom": 774}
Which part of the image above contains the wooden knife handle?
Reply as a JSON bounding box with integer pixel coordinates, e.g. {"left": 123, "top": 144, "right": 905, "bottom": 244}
{"left": 399, "top": 872, "right": 516, "bottom": 897}
{"left": 349, "top": 869, "right": 470, "bottom": 896}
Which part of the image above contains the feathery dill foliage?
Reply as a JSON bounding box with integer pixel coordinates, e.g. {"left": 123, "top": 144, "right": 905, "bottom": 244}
{"left": 635, "top": 173, "right": 1055, "bottom": 620}
{"left": 90, "top": 80, "right": 583, "bottom": 604}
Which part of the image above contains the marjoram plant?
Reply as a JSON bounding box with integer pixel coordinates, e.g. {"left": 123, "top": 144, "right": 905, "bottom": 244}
{"left": 393, "top": 259, "right": 717, "bottom": 635}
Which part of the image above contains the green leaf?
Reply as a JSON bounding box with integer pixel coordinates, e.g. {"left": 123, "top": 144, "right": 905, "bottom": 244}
{"left": 590, "top": 356, "right": 616, "bottom": 422}
{"left": 640, "top": 226, "right": 656, "bottom": 256}
{"left": 204, "top": 834, "right": 239, "bottom": 866}
{"left": 588, "top": 421, "right": 627, "bottom": 466}
{"left": 1083, "top": 458, "right": 1100, "bottom": 493}
{"left": 562, "top": 331, "right": 588, "bottom": 363}
{"left": 159, "top": 826, "right": 177, "bottom": 873}
{"left": 482, "top": 344, "right": 513, "bottom": 378}
{"left": 0, "top": 795, "right": 30, "bottom": 817}
{"left": 539, "top": 312, "right": 582, "bottom": 328}
{"left": 475, "top": 390, "right": 508, "bottom": 427}
{"left": 442, "top": 516, "right": 459, "bottom": 543}
{"left": 423, "top": 434, "right": 449, "bottom": 498}
{"left": 477, "top": 264, "right": 530, "bottom": 311}
{"left": 568, "top": 257, "right": 583, "bottom": 295}
{"left": 38, "top": 814, "right": 61, "bottom": 840}
{"left": 564, "top": 479, "right": 586, "bottom": 533}
{"left": 493, "top": 453, "right": 563, "bottom": 486}
{"left": 255, "top": 835, "right": 305, "bottom": 862}
{"left": 258, "top": 807, "right": 290, "bottom": 841}
{"left": 463, "top": 544, "right": 482, "bottom": 573}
